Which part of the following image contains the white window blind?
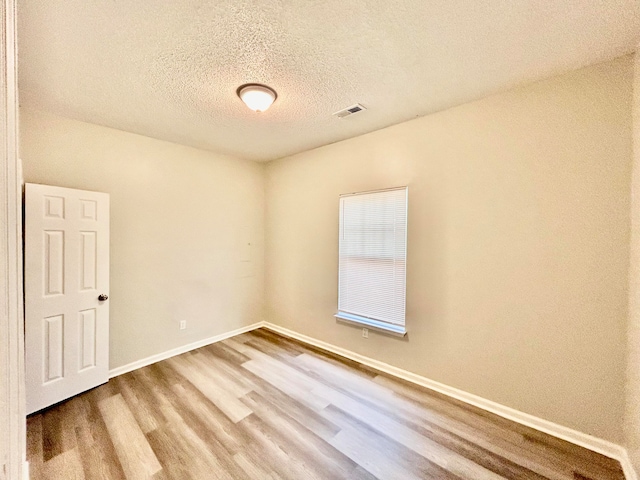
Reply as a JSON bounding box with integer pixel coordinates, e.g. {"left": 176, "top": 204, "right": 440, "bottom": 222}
{"left": 336, "top": 187, "right": 407, "bottom": 335}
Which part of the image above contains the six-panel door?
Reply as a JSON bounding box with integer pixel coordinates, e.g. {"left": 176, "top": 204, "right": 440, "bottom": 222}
{"left": 25, "top": 183, "right": 110, "bottom": 414}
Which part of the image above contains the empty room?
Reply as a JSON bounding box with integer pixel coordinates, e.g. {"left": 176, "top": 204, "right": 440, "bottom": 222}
{"left": 2, "top": 0, "right": 640, "bottom": 479}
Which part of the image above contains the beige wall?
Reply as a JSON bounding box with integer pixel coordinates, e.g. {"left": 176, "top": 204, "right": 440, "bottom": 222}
{"left": 265, "top": 56, "right": 633, "bottom": 443}
{"left": 627, "top": 49, "right": 640, "bottom": 475}
{"left": 20, "top": 109, "right": 265, "bottom": 369}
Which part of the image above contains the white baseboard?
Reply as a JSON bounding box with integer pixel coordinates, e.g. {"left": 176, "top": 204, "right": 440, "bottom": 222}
{"left": 262, "top": 321, "right": 636, "bottom": 478}
{"left": 620, "top": 450, "right": 639, "bottom": 480}
{"left": 108, "top": 322, "right": 263, "bottom": 378}
{"left": 23, "top": 461, "right": 29, "bottom": 480}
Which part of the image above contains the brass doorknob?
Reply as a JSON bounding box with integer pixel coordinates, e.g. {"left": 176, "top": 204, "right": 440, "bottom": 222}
{"left": 98, "top": 294, "right": 108, "bottom": 301}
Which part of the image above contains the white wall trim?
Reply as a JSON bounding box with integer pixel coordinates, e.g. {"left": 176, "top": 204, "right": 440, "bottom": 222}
{"left": 1, "top": 1, "right": 25, "bottom": 479}
{"left": 621, "top": 449, "right": 640, "bottom": 480}
{"left": 624, "top": 42, "right": 640, "bottom": 480}
{"left": 108, "top": 322, "right": 263, "bottom": 378}
{"left": 262, "top": 321, "right": 636, "bottom": 477}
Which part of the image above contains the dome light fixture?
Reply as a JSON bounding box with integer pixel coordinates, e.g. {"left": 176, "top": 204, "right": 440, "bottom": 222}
{"left": 237, "top": 83, "right": 277, "bottom": 112}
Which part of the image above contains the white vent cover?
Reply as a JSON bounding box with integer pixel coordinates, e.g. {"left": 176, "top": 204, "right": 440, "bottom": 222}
{"left": 333, "top": 104, "right": 367, "bottom": 119}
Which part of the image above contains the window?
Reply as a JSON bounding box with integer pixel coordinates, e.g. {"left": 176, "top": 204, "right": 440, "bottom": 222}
{"left": 335, "top": 187, "right": 408, "bottom": 335}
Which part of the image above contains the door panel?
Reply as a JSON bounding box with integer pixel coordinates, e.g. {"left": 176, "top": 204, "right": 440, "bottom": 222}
{"left": 25, "top": 183, "right": 110, "bottom": 414}
{"left": 79, "top": 308, "right": 97, "bottom": 370}
{"left": 44, "top": 314, "right": 64, "bottom": 382}
{"left": 44, "top": 230, "right": 65, "bottom": 295}
{"left": 80, "top": 231, "right": 97, "bottom": 290}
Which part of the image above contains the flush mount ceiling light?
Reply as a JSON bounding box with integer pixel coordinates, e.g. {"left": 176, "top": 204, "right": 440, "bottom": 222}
{"left": 237, "top": 84, "right": 277, "bottom": 112}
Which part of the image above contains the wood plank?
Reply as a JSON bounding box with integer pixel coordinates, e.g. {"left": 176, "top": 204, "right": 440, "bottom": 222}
{"left": 166, "top": 354, "right": 253, "bottom": 423}
{"left": 146, "top": 415, "right": 238, "bottom": 480}
{"left": 198, "top": 348, "right": 342, "bottom": 441}
{"left": 233, "top": 451, "right": 284, "bottom": 480}
{"left": 26, "top": 415, "right": 44, "bottom": 479}
{"left": 204, "top": 341, "right": 252, "bottom": 365}
{"left": 240, "top": 391, "right": 358, "bottom": 478}
{"left": 143, "top": 360, "right": 255, "bottom": 480}
{"left": 329, "top": 420, "right": 447, "bottom": 480}
{"left": 236, "top": 414, "right": 327, "bottom": 480}
{"left": 188, "top": 351, "right": 253, "bottom": 398}
{"left": 78, "top": 390, "right": 128, "bottom": 480}
{"left": 318, "top": 388, "right": 507, "bottom": 480}
{"left": 297, "top": 354, "right": 564, "bottom": 479}
{"left": 111, "top": 374, "right": 161, "bottom": 434}
{"left": 43, "top": 448, "right": 85, "bottom": 480}
{"left": 97, "top": 394, "right": 162, "bottom": 479}
{"left": 41, "top": 404, "right": 67, "bottom": 461}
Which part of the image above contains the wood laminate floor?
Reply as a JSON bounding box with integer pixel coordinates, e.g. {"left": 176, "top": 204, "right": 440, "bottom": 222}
{"left": 27, "top": 328, "right": 626, "bottom": 480}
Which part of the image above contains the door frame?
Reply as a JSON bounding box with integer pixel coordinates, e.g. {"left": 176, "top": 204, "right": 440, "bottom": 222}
{"left": 1, "top": 0, "right": 26, "bottom": 479}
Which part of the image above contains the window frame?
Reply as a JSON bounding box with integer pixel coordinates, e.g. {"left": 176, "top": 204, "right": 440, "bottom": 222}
{"left": 334, "top": 186, "right": 408, "bottom": 336}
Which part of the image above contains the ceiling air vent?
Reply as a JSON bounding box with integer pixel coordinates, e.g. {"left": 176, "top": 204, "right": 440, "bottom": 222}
{"left": 333, "top": 103, "right": 366, "bottom": 119}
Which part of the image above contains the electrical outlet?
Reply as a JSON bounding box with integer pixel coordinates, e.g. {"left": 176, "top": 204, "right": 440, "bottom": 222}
{"left": 362, "top": 328, "right": 368, "bottom": 338}
{"left": 179, "top": 320, "right": 187, "bottom": 330}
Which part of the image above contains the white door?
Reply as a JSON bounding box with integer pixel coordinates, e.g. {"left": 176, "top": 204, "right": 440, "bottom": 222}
{"left": 25, "top": 183, "right": 110, "bottom": 414}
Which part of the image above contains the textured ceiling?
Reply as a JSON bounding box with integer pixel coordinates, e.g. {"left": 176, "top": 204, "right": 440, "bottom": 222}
{"left": 17, "top": 0, "right": 640, "bottom": 162}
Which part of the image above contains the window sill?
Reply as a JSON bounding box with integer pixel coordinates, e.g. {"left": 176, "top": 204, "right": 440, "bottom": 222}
{"left": 334, "top": 312, "right": 407, "bottom": 337}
